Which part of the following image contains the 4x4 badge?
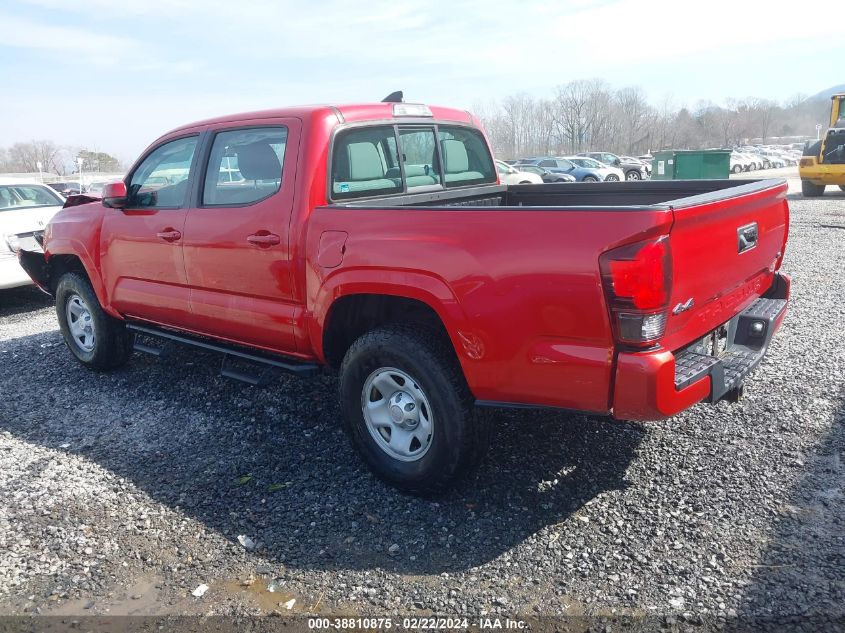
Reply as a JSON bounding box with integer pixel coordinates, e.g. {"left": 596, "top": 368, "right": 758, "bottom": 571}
{"left": 672, "top": 297, "right": 695, "bottom": 315}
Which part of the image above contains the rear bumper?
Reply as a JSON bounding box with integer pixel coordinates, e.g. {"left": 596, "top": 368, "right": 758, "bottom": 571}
{"left": 612, "top": 273, "right": 790, "bottom": 421}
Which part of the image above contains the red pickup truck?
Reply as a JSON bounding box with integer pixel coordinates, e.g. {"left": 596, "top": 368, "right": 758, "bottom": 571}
{"left": 19, "top": 101, "right": 790, "bottom": 494}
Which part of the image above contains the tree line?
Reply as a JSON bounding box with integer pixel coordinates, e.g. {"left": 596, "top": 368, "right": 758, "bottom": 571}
{"left": 0, "top": 140, "right": 122, "bottom": 176}
{"left": 474, "top": 79, "right": 829, "bottom": 159}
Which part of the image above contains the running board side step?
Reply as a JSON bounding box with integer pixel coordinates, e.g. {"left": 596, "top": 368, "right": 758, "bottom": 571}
{"left": 127, "top": 323, "right": 320, "bottom": 383}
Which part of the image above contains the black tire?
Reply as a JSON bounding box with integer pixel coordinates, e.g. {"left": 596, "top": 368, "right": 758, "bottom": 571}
{"left": 56, "top": 272, "right": 134, "bottom": 370}
{"left": 339, "top": 325, "right": 488, "bottom": 496}
{"left": 801, "top": 180, "right": 825, "bottom": 197}
{"left": 625, "top": 170, "right": 641, "bottom": 181}
{"left": 518, "top": 180, "right": 532, "bottom": 184}
{"left": 605, "top": 174, "right": 620, "bottom": 182}
{"left": 839, "top": 185, "right": 845, "bottom": 192}
{"left": 732, "top": 165, "right": 742, "bottom": 174}
{"left": 582, "top": 176, "right": 599, "bottom": 182}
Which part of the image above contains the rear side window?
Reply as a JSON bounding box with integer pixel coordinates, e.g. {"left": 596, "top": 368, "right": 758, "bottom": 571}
{"left": 437, "top": 126, "right": 496, "bottom": 187}
{"left": 332, "top": 126, "right": 402, "bottom": 199}
{"left": 202, "top": 127, "right": 287, "bottom": 206}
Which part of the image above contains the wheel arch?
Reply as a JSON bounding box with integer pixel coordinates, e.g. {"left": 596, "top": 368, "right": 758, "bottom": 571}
{"left": 45, "top": 246, "right": 117, "bottom": 318}
{"left": 310, "top": 273, "right": 472, "bottom": 373}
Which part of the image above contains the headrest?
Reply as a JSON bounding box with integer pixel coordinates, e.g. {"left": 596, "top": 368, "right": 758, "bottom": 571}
{"left": 440, "top": 140, "right": 468, "bottom": 173}
{"left": 236, "top": 143, "right": 281, "bottom": 181}
{"left": 403, "top": 165, "right": 428, "bottom": 177}
{"left": 347, "top": 142, "right": 385, "bottom": 180}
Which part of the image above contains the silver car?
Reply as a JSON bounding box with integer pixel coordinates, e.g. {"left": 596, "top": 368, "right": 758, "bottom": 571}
{"left": 564, "top": 156, "right": 625, "bottom": 181}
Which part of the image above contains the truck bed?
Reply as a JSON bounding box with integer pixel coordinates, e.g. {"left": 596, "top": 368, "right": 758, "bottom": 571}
{"left": 312, "top": 177, "right": 789, "bottom": 415}
{"left": 330, "top": 178, "right": 782, "bottom": 211}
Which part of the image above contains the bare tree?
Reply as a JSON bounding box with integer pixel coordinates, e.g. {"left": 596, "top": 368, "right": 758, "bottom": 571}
{"left": 475, "top": 82, "right": 820, "bottom": 160}
{"left": 7, "top": 140, "right": 64, "bottom": 174}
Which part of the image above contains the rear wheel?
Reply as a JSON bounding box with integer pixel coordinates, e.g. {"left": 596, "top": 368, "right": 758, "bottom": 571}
{"left": 56, "top": 273, "right": 134, "bottom": 370}
{"left": 605, "top": 174, "right": 620, "bottom": 182}
{"left": 801, "top": 180, "right": 826, "bottom": 197}
{"left": 339, "top": 325, "right": 488, "bottom": 496}
{"left": 582, "top": 175, "right": 599, "bottom": 183}
{"left": 732, "top": 165, "right": 742, "bottom": 174}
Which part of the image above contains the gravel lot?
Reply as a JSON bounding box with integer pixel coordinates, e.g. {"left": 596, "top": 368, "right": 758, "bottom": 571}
{"left": 0, "top": 188, "right": 842, "bottom": 626}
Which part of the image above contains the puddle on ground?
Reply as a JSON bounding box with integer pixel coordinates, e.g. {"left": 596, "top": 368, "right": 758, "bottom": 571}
{"left": 221, "top": 578, "right": 304, "bottom": 613}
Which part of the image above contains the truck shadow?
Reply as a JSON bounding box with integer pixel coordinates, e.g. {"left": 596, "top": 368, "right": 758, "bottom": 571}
{"left": 0, "top": 286, "right": 53, "bottom": 318}
{"left": 0, "top": 329, "right": 643, "bottom": 575}
{"left": 733, "top": 383, "right": 844, "bottom": 628}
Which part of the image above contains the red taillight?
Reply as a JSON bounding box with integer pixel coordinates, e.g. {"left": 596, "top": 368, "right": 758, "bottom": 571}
{"left": 600, "top": 236, "right": 672, "bottom": 347}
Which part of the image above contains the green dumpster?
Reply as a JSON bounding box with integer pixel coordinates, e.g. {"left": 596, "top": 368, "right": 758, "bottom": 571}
{"left": 651, "top": 150, "right": 731, "bottom": 180}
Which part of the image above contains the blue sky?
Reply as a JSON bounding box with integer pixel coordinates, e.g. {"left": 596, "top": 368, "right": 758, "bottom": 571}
{"left": 0, "top": 0, "right": 839, "bottom": 162}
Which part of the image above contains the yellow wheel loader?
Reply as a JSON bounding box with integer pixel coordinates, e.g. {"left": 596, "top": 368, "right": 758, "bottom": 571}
{"left": 799, "top": 93, "right": 845, "bottom": 197}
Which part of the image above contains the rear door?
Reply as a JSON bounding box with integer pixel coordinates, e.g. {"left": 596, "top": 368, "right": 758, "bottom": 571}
{"left": 182, "top": 119, "right": 301, "bottom": 353}
{"left": 100, "top": 135, "right": 199, "bottom": 326}
{"left": 663, "top": 182, "right": 789, "bottom": 351}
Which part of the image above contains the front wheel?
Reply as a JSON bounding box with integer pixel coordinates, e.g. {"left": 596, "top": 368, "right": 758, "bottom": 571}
{"left": 839, "top": 185, "right": 845, "bottom": 192}
{"left": 801, "top": 180, "right": 825, "bottom": 197}
{"left": 732, "top": 165, "right": 742, "bottom": 174}
{"left": 625, "top": 170, "right": 641, "bottom": 181}
{"left": 605, "top": 174, "right": 620, "bottom": 182}
{"left": 339, "top": 325, "right": 488, "bottom": 495}
{"left": 582, "top": 176, "right": 599, "bottom": 182}
{"left": 56, "top": 272, "right": 134, "bottom": 370}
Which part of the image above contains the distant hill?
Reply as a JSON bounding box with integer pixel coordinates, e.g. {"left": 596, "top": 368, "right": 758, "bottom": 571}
{"left": 807, "top": 84, "right": 845, "bottom": 102}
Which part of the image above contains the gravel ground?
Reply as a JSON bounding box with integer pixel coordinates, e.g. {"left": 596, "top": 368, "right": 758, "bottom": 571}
{"left": 0, "top": 191, "right": 842, "bottom": 626}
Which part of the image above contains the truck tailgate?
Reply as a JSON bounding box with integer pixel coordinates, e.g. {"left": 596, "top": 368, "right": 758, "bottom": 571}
{"left": 663, "top": 180, "right": 789, "bottom": 351}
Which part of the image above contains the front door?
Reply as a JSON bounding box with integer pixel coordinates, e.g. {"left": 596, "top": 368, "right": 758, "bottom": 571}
{"left": 100, "top": 135, "right": 199, "bottom": 327}
{"left": 182, "top": 121, "right": 300, "bottom": 353}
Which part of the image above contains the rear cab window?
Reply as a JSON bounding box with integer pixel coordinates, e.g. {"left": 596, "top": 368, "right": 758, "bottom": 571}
{"left": 330, "top": 123, "right": 496, "bottom": 200}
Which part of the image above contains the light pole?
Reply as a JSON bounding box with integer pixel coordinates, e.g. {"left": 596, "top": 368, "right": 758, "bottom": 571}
{"left": 76, "top": 157, "right": 84, "bottom": 193}
{"left": 816, "top": 123, "right": 822, "bottom": 140}
{"left": 36, "top": 161, "right": 43, "bottom": 183}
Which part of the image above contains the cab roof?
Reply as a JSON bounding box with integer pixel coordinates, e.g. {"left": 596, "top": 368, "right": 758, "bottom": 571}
{"left": 166, "top": 103, "right": 476, "bottom": 135}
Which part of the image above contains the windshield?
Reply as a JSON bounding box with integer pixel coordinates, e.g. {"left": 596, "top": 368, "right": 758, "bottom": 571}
{"left": 0, "top": 185, "right": 64, "bottom": 211}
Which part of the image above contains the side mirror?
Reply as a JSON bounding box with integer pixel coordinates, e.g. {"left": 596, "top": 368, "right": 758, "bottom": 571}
{"left": 614, "top": 158, "right": 622, "bottom": 166}
{"left": 102, "top": 182, "right": 129, "bottom": 209}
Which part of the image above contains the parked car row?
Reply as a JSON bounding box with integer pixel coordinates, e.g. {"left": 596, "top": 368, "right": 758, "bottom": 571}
{"left": 729, "top": 146, "right": 801, "bottom": 173}
{"left": 501, "top": 152, "right": 652, "bottom": 183}
{"left": 513, "top": 157, "right": 624, "bottom": 182}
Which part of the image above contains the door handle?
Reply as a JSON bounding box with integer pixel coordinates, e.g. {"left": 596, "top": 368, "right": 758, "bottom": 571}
{"left": 247, "top": 232, "right": 281, "bottom": 247}
{"left": 156, "top": 229, "right": 182, "bottom": 242}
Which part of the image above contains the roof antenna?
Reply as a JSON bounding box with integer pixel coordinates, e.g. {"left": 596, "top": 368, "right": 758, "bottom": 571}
{"left": 382, "top": 91, "right": 404, "bottom": 103}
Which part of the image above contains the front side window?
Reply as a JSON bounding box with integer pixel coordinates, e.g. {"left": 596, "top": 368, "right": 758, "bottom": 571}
{"left": 128, "top": 136, "right": 198, "bottom": 208}
{"left": 0, "top": 185, "right": 63, "bottom": 211}
{"left": 203, "top": 127, "right": 287, "bottom": 206}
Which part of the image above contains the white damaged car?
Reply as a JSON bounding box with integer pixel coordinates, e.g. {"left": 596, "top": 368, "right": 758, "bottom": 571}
{"left": 1, "top": 183, "right": 65, "bottom": 290}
